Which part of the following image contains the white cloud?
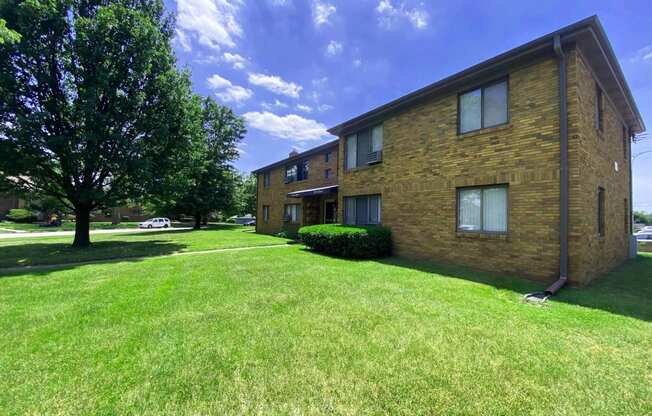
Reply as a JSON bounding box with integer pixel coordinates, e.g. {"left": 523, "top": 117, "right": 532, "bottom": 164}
{"left": 248, "top": 73, "right": 303, "bottom": 98}
{"left": 376, "top": 0, "right": 429, "bottom": 30}
{"left": 313, "top": 1, "right": 336, "bottom": 27}
{"left": 177, "top": 0, "right": 243, "bottom": 50}
{"left": 174, "top": 29, "right": 192, "bottom": 52}
{"left": 223, "top": 52, "right": 247, "bottom": 69}
{"left": 217, "top": 86, "right": 253, "bottom": 103}
{"left": 296, "top": 104, "right": 313, "bottom": 113}
{"left": 628, "top": 44, "right": 652, "bottom": 63}
{"left": 207, "top": 74, "right": 233, "bottom": 90}
{"left": 353, "top": 58, "right": 362, "bottom": 67}
{"left": 325, "top": 40, "right": 343, "bottom": 56}
{"left": 193, "top": 55, "right": 221, "bottom": 64}
{"left": 318, "top": 104, "right": 333, "bottom": 112}
{"left": 243, "top": 111, "right": 330, "bottom": 141}
{"left": 261, "top": 99, "right": 289, "bottom": 110}
{"left": 207, "top": 74, "right": 252, "bottom": 103}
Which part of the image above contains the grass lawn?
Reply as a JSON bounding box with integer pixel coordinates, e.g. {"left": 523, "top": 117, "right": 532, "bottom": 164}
{"left": 0, "top": 225, "right": 289, "bottom": 268}
{"left": 0, "top": 244, "right": 650, "bottom": 415}
{"left": 0, "top": 220, "right": 144, "bottom": 233}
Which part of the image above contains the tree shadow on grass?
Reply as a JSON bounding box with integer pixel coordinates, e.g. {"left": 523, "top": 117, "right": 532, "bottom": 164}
{"left": 299, "top": 247, "right": 652, "bottom": 322}
{"left": 376, "top": 254, "right": 652, "bottom": 322}
{"left": 0, "top": 240, "right": 187, "bottom": 275}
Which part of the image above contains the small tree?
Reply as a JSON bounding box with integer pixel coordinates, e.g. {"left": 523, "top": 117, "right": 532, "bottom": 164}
{"left": 0, "top": 0, "right": 196, "bottom": 246}
{"left": 153, "top": 97, "right": 245, "bottom": 230}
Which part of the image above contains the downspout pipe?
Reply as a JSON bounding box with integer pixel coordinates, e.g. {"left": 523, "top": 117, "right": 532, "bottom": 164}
{"left": 546, "top": 34, "right": 569, "bottom": 295}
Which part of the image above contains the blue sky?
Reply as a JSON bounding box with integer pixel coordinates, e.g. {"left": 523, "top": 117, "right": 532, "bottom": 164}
{"left": 165, "top": 0, "right": 652, "bottom": 211}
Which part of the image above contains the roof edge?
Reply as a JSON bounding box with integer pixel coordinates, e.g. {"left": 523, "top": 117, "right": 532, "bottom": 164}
{"left": 252, "top": 139, "right": 339, "bottom": 174}
{"left": 328, "top": 15, "right": 644, "bottom": 136}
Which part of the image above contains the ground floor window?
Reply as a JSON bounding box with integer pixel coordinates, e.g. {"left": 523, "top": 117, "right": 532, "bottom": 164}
{"left": 284, "top": 204, "right": 300, "bottom": 224}
{"left": 263, "top": 205, "right": 270, "bottom": 223}
{"left": 344, "top": 195, "right": 381, "bottom": 225}
{"left": 457, "top": 185, "right": 508, "bottom": 233}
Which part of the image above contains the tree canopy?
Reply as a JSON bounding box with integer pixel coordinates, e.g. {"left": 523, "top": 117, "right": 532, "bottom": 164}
{"left": 0, "top": 0, "right": 197, "bottom": 246}
{"left": 151, "top": 96, "right": 246, "bottom": 229}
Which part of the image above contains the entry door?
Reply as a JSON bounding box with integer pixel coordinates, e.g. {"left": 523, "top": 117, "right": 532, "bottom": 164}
{"left": 324, "top": 201, "right": 337, "bottom": 223}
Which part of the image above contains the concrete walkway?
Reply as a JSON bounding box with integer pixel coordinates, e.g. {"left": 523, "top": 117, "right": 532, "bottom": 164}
{"left": 0, "top": 243, "right": 293, "bottom": 273}
{"left": 0, "top": 227, "right": 192, "bottom": 239}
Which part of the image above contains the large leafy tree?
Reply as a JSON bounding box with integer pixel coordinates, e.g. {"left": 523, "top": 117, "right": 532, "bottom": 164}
{"left": 228, "top": 172, "right": 257, "bottom": 217}
{"left": 0, "top": 0, "right": 196, "bottom": 246}
{"left": 154, "top": 96, "right": 245, "bottom": 229}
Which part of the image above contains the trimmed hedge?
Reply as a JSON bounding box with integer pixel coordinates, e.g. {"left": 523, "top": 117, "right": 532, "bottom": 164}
{"left": 6, "top": 208, "right": 37, "bottom": 223}
{"left": 298, "top": 224, "right": 392, "bottom": 258}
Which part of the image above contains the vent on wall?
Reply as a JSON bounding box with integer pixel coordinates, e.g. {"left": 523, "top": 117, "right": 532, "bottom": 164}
{"left": 367, "top": 151, "right": 382, "bottom": 164}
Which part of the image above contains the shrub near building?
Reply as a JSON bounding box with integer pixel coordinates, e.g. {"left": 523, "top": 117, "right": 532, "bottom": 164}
{"left": 298, "top": 224, "right": 392, "bottom": 258}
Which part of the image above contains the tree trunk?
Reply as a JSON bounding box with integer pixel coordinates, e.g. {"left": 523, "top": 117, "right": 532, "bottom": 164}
{"left": 193, "top": 212, "right": 202, "bottom": 230}
{"left": 111, "top": 207, "right": 120, "bottom": 225}
{"left": 73, "top": 207, "right": 91, "bottom": 247}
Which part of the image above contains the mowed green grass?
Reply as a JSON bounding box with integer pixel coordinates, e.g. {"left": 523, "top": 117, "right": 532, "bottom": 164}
{"left": 0, "top": 225, "right": 289, "bottom": 268}
{"left": 0, "top": 220, "right": 143, "bottom": 233}
{"left": 0, "top": 246, "right": 650, "bottom": 415}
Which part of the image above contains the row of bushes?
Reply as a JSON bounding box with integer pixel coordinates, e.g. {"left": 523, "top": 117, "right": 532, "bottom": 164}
{"left": 298, "top": 224, "right": 392, "bottom": 259}
{"left": 3, "top": 208, "right": 37, "bottom": 223}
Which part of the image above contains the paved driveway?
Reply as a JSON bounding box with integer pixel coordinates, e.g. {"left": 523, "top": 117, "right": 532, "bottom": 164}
{"left": 0, "top": 227, "right": 192, "bottom": 239}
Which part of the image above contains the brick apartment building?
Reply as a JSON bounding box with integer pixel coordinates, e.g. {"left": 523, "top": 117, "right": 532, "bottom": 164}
{"left": 254, "top": 16, "right": 644, "bottom": 286}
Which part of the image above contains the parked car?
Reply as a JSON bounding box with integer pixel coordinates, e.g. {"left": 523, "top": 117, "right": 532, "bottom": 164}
{"left": 640, "top": 225, "right": 652, "bottom": 233}
{"left": 139, "top": 218, "right": 171, "bottom": 229}
{"left": 635, "top": 231, "right": 652, "bottom": 241}
{"left": 244, "top": 219, "right": 256, "bottom": 226}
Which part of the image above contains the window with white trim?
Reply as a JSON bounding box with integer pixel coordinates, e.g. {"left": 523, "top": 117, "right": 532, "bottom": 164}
{"left": 457, "top": 185, "right": 508, "bottom": 233}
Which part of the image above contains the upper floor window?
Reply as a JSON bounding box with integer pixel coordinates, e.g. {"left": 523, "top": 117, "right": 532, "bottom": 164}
{"left": 458, "top": 79, "right": 508, "bottom": 134}
{"left": 325, "top": 151, "right": 331, "bottom": 163}
{"left": 345, "top": 124, "right": 383, "bottom": 170}
{"left": 324, "top": 168, "right": 332, "bottom": 179}
{"left": 457, "top": 185, "right": 508, "bottom": 233}
{"left": 596, "top": 85, "right": 604, "bottom": 132}
{"left": 285, "top": 164, "right": 297, "bottom": 183}
{"left": 263, "top": 171, "right": 271, "bottom": 188}
{"left": 285, "top": 160, "right": 309, "bottom": 183}
{"left": 344, "top": 194, "right": 381, "bottom": 225}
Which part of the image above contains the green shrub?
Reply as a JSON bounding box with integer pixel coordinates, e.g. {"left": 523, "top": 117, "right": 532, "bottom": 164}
{"left": 6, "top": 208, "right": 37, "bottom": 223}
{"left": 298, "top": 224, "right": 392, "bottom": 258}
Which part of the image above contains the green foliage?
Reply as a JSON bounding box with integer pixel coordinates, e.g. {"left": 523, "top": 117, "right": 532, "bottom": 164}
{"left": 6, "top": 208, "right": 36, "bottom": 223}
{"left": 0, "top": 0, "right": 196, "bottom": 246}
{"left": 229, "top": 173, "right": 257, "bottom": 217}
{"left": 634, "top": 211, "right": 652, "bottom": 225}
{"left": 0, "top": 18, "right": 20, "bottom": 44}
{"left": 298, "top": 224, "right": 392, "bottom": 258}
{"left": 151, "top": 96, "right": 245, "bottom": 229}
